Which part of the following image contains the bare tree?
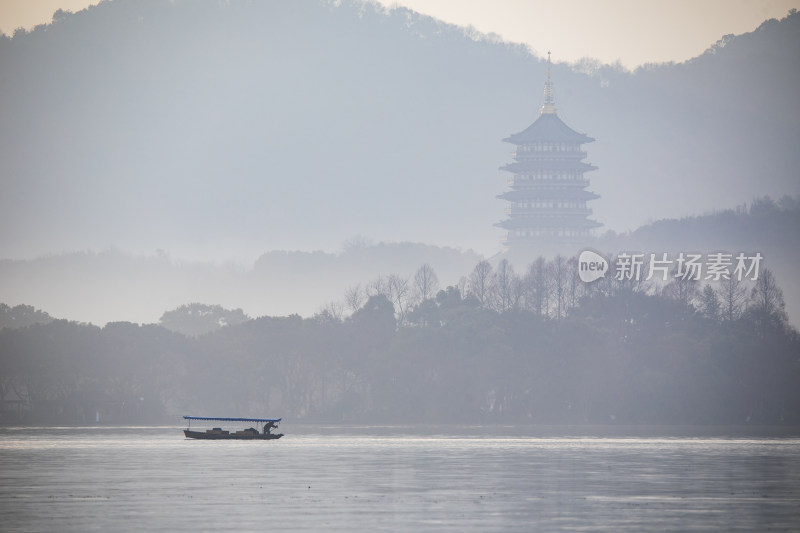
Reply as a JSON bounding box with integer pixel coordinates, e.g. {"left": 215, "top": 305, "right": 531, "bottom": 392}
{"left": 549, "top": 255, "right": 568, "bottom": 320}
{"left": 455, "top": 275, "right": 468, "bottom": 297}
{"left": 412, "top": 263, "right": 439, "bottom": 305}
{"left": 468, "top": 260, "right": 495, "bottom": 309}
{"left": 716, "top": 275, "right": 747, "bottom": 322}
{"left": 523, "top": 256, "right": 549, "bottom": 316}
{"left": 494, "top": 259, "right": 519, "bottom": 313}
{"left": 511, "top": 269, "right": 525, "bottom": 310}
{"left": 749, "top": 268, "right": 787, "bottom": 324}
{"left": 566, "top": 256, "right": 584, "bottom": 311}
{"left": 317, "top": 301, "right": 344, "bottom": 322}
{"left": 698, "top": 284, "right": 721, "bottom": 322}
{"left": 387, "top": 274, "right": 411, "bottom": 323}
{"left": 663, "top": 264, "right": 700, "bottom": 307}
{"left": 365, "top": 275, "right": 390, "bottom": 299}
{"left": 344, "top": 284, "right": 365, "bottom": 314}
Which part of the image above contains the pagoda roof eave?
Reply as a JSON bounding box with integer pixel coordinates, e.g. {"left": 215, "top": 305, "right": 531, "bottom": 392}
{"left": 500, "top": 161, "right": 598, "bottom": 173}
{"left": 496, "top": 218, "right": 603, "bottom": 230}
{"left": 497, "top": 190, "right": 601, "bottom": 201}
{"left": 504, "top": 113, "right": 594, "bottom": 145}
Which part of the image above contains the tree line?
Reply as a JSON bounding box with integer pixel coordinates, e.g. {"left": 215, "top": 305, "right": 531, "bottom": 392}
{"left": 320, "top": 253, "right": 785, "bottom": 331}
{"left": 0, "top": 252, "right": 798, "bottom": 426}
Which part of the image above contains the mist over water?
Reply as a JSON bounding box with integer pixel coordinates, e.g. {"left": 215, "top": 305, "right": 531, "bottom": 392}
{"left": 1, "top": 426, "right": 799, "bottom": 531}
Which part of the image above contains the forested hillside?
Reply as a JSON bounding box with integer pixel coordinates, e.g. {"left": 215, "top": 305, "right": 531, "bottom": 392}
{"left": 2, "top": 249, "right": 797, "bottom": 426}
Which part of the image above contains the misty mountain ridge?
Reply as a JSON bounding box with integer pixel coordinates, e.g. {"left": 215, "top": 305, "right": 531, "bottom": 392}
{"left": 1, "top": 195, "right": 798, "bottom": 328}
{"left": 0, "top": 0, "right": 798, "bottom": 261}
{"left": 0, "top": 240, "right": 483, "bottom": 325}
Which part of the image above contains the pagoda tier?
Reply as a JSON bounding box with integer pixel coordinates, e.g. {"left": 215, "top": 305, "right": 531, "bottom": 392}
{"left": 501, "top": 160, "right": 598, "bottom": 173}
{"left": 497, "top": 188, "right": 600, "bottom": 202}
{"left": 496, "top": 53, "right": 601, "bottom": 248}
{"left": 497, "top": 216, "right": 601, "bottom": 230}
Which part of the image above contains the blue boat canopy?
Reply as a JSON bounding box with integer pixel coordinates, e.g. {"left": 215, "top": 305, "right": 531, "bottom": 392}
{"left": 183, "top": 416, "right": 281, "bottom": 423}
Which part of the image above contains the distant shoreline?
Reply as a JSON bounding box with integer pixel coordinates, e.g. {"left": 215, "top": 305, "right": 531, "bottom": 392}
{"left": 3, "top": 423, "right": 800, "bottom": 439}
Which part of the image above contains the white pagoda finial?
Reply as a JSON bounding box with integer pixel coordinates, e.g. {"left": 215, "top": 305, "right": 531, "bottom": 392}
{"left": 540, "top": 51, "right": 557, "bottom": 115}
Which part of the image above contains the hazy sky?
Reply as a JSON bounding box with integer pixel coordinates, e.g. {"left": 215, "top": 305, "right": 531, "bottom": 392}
{"left": 2, "top": 0, "right": 798, "bottom": 68}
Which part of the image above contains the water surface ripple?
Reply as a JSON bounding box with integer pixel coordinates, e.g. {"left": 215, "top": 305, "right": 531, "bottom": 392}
{"left": 0, "top": 426, "right": 798, "bottom": 531}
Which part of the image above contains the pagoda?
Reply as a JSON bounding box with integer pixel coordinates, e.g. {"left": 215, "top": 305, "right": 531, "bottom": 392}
{"left": 496, "top": 53, "right": 600, "bottom": 251}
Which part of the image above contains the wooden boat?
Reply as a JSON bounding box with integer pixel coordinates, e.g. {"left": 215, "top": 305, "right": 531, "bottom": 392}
{"left": 183, "top": 416, "right": 283, "bottom": 440}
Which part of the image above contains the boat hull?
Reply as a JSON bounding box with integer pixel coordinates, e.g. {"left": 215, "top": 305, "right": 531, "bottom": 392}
{"left": 184, "top": 429, "right": 283, "bottom": 440}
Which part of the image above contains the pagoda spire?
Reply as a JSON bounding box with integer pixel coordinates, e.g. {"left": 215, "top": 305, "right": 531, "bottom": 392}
{"left": 540, "top": 51, "right": 557, "bottom": 115}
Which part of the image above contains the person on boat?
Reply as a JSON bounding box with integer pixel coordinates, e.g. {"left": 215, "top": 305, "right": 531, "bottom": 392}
{"left": 263, "top": 421, "right": 276, "bottom": 435}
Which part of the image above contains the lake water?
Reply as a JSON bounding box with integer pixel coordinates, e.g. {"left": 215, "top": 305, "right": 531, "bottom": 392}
{"left": 0, "top": 425, "right": 799, "bottom": 532}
